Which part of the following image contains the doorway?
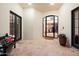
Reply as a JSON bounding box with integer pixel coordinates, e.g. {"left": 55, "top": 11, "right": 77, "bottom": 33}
{"left": 10, "top": 11, "right": 22, "bottom": 41}
{"left": 42, "top": 15, "right": 58, "bottom": 38}
{"left": 72, "top": 7, "right": 79, "bottom": 48}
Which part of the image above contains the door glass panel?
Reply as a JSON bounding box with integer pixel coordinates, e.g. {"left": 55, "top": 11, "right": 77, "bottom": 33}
{"left": 10, "top": 14, "right": 15, "bottom": 36}
{"left": 75, "top": 28, "right": 78, "bottom": 35}
{"left": 16, "top": 17, "right": 21, "bottom": 40}
{"left": 47, "top": 17, "right": 54, "bottom": 37}
{"left": 75, "top": 20, "right": 78, "bottom": 28}
{"left": 47, "top": 17, "right": 54, "bottom": 23}
{"left": 74, "top": 10, "right": 78, "bottom": 28}
{"left": 55, "top": 16, "right": 58, "bottom": 37}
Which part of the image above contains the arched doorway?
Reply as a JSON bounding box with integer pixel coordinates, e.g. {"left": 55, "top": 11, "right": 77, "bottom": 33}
{"left": 42, "top": 15, "right": 58, "bottom": 38}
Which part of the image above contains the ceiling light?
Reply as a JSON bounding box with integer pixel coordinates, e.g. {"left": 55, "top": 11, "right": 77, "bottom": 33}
{"left": 50, "top": 3, "right": 55, "bottom": 5}
{"left": 28, "top": 3, "right": 32, "bottom": 5}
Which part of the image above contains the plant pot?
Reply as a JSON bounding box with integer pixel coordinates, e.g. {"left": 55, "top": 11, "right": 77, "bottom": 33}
{"left": 58, "top": 34, "right": 67, "bottom": 46}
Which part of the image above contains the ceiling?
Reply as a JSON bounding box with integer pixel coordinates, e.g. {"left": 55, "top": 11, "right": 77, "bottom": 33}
{"left": 19, "top": 3, "right": 63, "bottom": 12}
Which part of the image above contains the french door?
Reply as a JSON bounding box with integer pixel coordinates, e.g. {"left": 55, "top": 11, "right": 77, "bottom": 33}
{"left": 42, "top": 15, "right": 58, "bottom": 38}
{"left": 10, "top": 11, "right": 22, "bottom": 41}
{"left": 72, "top": 7, "right": 79, "bottom": 48}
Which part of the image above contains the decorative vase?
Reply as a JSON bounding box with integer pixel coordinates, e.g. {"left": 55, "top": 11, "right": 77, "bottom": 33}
{"left": 58, "top": 34, "right": 67, "bottom": 46}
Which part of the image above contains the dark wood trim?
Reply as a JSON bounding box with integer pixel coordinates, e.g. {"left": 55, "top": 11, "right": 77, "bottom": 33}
{"left": 71, "top": 7, "right": 79, "bottom": 12}
{"left": 42, "top": 18, "right": 44, "bottom": 37}
{"left": 53, "top": 16, "right": 55, "bottom": 38}
{"left": 45, "top": 16, "right": 47, "bottom": 37}
{"left": 78, "top": 7, "right": 79, "bottom": 42}
{"left": 10, "top": 11, "right": 21, "bottom": 18}
{"left": 20, "top": 17, "right": 22, "bottom": 40}
{"left": 55, "top": 16, "right": 58, "bottom": 38}
{"left": 71, "top": 9, "right": 73, "bottom": 46}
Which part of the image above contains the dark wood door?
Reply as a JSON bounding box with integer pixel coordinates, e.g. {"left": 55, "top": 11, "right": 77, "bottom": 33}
{"left": 42, "top": 15, "right": 58, "bottom": 38}
{"left": 10, "top": 11, "right": 22, "bottom": 41}
{"left": 72, "top": 7, "right": 79, "bottom": 48}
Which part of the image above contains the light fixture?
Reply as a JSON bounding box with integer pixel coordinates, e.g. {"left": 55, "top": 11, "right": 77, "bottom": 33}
{"left": 50, "top": 3, "right": 55, "bottom": 5}
{"left": 28, "top": 3, "right": 32, "bottom": 5}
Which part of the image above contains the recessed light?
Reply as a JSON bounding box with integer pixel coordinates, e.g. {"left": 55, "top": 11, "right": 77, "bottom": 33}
{"left": 50, "top": 3, "right": 55, "bottom": 5}
{"left": 28, "top": 3, "right": 32, "bottom": 5}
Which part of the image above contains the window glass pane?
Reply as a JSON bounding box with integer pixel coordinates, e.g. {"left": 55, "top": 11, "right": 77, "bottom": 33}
{"left": 75, "top": 20, "right": 78, "bottom": 28}
{"left": 47, "top": 17, "right": 54, "bottom": 23}
{"left": 75, "top": 28, "right": 78, "bottom": 35}
{"left": 10, "top": 14, "right": 15, "bottom": 35}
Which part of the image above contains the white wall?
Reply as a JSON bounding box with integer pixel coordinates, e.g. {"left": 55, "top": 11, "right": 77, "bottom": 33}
{"left": 23, "top": 7, "right": 42, "bottom": 40}
{"left": 23, "top": 7, "right": 60, "bottom": 40}
{"left": 43, "top": 11, "right": 59, "bottom": 17}
{"left": 0, "top": 3, "right": 23, "bottom": 38}
{"left": 59, "top": 3, "right": 79, "bottom": 47}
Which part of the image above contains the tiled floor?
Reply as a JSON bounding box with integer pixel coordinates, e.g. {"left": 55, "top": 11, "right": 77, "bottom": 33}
{"left": 10, "top": 38, "right": 79, "bottom": 56}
